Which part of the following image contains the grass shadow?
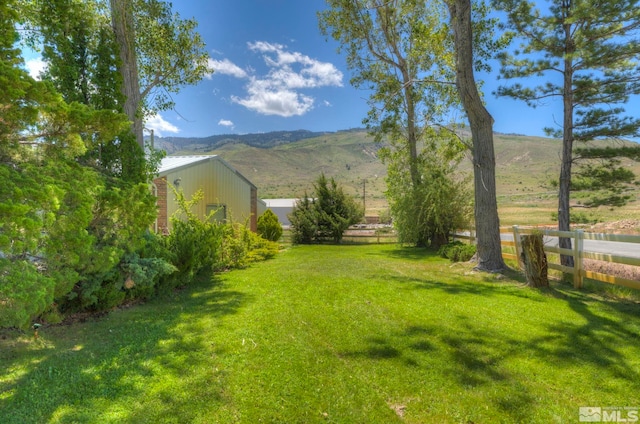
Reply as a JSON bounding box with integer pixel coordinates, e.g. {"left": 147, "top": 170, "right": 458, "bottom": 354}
{"left": 0, "top": 274, "right": 250, "bottom": 424}
{"left": 375, "top": 246, "right": 436, "bottom": 261}
{"left": 529, "top": 293, "right": 640, "bottom": 381}
{"left": 340, "top": 262, "right": 640, "bottom": 421}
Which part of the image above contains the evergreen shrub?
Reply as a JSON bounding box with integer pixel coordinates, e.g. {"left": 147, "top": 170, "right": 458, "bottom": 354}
{"left": 257, "top": 209, "right": 283, "bottom": 241}
{"left": 289, "top": 174, "right": 363, "bottom": 244}
{"left": 438, "top": 241, "right": 476, "bottom": 263}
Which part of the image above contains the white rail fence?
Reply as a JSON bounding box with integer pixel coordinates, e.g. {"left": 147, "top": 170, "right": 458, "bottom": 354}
{"left": 457, "top": 226, "right": 640, "bottom": 290}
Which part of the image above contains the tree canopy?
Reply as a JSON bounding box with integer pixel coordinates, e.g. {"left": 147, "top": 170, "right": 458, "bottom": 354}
{"left": 20, "top": 0, "right": 210, "bottom": 150}
{"left": 320, "top": 0, "right": 505, "bottom": 268}
{"left": 1, "top": 0, "right": 210, "bottom": 328}
{"left": 319, "top": 0, "right": 457, "bottom": 186}
{"left": 110, "top": 0, "right": 210, "bottom": 148}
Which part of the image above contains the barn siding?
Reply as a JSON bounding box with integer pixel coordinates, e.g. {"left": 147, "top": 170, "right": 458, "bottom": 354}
{"left": 156, "top": 156, "right": 258, "bottom": 232}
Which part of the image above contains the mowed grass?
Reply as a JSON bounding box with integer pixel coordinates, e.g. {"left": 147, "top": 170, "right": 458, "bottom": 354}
{"left": 1, "top": 244, "right": 639, "bottom": 423}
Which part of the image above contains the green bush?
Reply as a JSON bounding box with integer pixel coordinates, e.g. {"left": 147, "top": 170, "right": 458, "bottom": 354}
{"left": 438, "top": 241, "right": 476, "bottom": 263}
{"left": 289, "top": 174, "right": 363, "bottom": 244}
{"left": 94, "top": 275, "right": 126, "bottom": 311}
{"left": 159, "top": 217, "right": 223, "bottom": 292}
{"left": 39, "top": 304, "right": 63, "bottom": 325}
{"left": 219, "top": 222, "right": 249, "bottom": 270}
{"left": 382, "top": 133, "right": 472, "bottom": 249}
{"left": 550, "top": 211, "right": 601, "bottom": 224}
{"left": 289, "top": 195, "right": 318, "bottom": 244}
{"left": 257, "top": 209, "right": 283, "bottom": 241}
{"left": 244, "top": 233, "right": 279, "bottom": 263}
{"left": 123, "top": 253, "right": 178, "bottom": 301}
{"left": 78, "top": 247, "right": 178, "bottom": 310}
{"left": 156, "top": 191, "right": 278, "bottom": 292}
{"left": 0, "top": 259, "right": 56, "bottom": 329}
{"left": 54, "top": 179, "right": 159, "bottom": 313}
{"left": 0, "top": 13, "right": 162, "bottom": 326}
{"left": 219, "top": 221, "right": 279, "bottom": 270}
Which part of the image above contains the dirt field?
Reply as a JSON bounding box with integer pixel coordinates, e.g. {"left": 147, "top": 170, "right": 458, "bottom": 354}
{"left": 587, "top": 219, "right": 640, "bottom": 235}
{"left": 572, "top": 220, "right": 640, "bottom": 283}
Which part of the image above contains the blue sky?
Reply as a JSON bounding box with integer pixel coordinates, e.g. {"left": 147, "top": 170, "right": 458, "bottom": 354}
{"left": 22, "top": 1, "right": 567, "bottom": 139}
{"left": 143, "top": 0, "right": 359, "bottom": 137}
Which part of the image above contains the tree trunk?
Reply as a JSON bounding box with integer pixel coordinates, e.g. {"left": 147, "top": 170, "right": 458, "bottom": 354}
{"left": 447, "top": 0, "right": 505, "bottom": 272}
{"left": 558, "top": 21, "right": 575, "bottom": 268}
{"left": 110, "top": 0, "right": 144, "bottom": 149}
{"left": 403, "top": 71, "right": 420, "bottom": 188}
{"left": 431, "top": 231, "right": 449, "bottom": 250}
{"left": 520, "top": 234, "right": 549, "bottom": 287}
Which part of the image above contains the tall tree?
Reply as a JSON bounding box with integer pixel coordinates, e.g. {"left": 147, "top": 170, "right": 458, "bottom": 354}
{"left": 446, "top": 0, "right": 506, "bottom": 271}
{"left": 110, "top": 0, "right": 210, "bottom": 149}
{"left": 22, "top": 0, "right": 149, "bottom": 182}
{"left": 493, "top": 0, "right": 640, "bottom": 267}
{"left": 320, "top": 0, "right": 456, "bottom": 187}
{"left": 382, "top": 128, "right": 472, "bottom": 247}
{"left": 9, "top": 0, "right": 171, "bottom": 323}
{"left": 320, "top": 0, "right": 505, "bottom": 266}
{"left": 1, "top": 0, "right": 137, "bottom": 327}
{"left": 20, "top": 0, "right": 208, "bottom": 171}
{"left": 110, "top": 0, "right": 143, "bottom": 147}
{"left": 319, "top": 0, "right": 469, "bottom": 248}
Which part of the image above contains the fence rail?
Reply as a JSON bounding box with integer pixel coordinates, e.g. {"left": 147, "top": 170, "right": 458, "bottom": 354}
{"left": 280, "top": 228, "right": 397, "bottom": 244}
{"left": 456, "top": 226, "right": 640, "bottom": 291}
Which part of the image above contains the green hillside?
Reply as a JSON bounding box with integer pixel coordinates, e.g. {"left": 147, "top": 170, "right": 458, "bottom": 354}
{"left": 172, "top": 130, "right": 388, "bottom": 210}
{"left": 171, "top": 129, "right": 640, "bottom": 224}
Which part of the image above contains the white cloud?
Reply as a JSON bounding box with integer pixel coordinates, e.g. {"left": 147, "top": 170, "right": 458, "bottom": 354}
{"left": 211, "top": 42, "right": 343, "bottom": 117}
{"left": 247, "top": 42, "right": 343, "bottom": 89}
{"left": 144, "top": 113, "right": 179, "bottom": 137}
{"left": 206, "top": 58, "right": 248, "bottom": 79}
{"left": 25, "top": 58, "right": 47, "bottom": 80}
{"left": 218, "top": 119, "right": 234, "bottom": 128}
{"left": 232, "top": 87, "right": 314, "bottom": 117}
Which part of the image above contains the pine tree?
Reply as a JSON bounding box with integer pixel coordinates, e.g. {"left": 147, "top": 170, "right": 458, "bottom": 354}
{"left": 289, "top": 175, "right": 363, "bottom": 244}
{"left": 494, "top": 0, "right": 640, "bottom": 266}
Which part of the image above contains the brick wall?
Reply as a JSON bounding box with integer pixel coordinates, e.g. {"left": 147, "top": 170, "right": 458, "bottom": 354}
{"left": 154, "top": 176, "right": 168, "bottom": 234}
{"left": 250, "top": 186, "right": 258, "bottom": 232}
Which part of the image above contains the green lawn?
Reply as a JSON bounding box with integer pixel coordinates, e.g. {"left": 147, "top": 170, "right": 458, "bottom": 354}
{"left": 2, "top": 244, "right": 639, "bottom": 423}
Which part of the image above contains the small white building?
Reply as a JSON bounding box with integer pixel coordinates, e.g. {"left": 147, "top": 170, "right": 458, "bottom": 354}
{"left": 263, "top": 198, "right": 300, "bottom": 227}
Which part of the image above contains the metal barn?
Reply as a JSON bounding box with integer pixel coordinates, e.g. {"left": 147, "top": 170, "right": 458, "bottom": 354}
{"left": 153, "top": 155, "right": 265, "bottom": 233}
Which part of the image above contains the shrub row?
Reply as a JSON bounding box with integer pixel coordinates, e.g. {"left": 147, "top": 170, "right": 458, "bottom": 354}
{"left": 1, "top": 205, "right": 279, "bottom": 329}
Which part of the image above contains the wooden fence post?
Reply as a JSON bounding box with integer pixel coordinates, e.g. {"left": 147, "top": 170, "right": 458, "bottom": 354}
{"left": 573, "top": 229, "right": 584, "bottom": 289}
{"left": 513, "top": 225, "right": 522, "bottom": 269}
{"left": 521, "top": 232, "right": 549, "bottom": 287}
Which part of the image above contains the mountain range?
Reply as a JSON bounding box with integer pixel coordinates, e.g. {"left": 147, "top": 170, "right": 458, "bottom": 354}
{"left": 150, "top": 128, "right": 640, "bottom": 222}
{"left": 149, "top": 129, "right": 354, "bottom": 153}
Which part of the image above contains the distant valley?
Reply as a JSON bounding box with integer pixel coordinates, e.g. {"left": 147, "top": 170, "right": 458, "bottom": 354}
{"left": 151, "top": 129, "right": 640, "bottom": 224}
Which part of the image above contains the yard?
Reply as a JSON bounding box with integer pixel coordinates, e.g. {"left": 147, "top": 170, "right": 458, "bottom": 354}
{"left": 1, "top": 244, "right": 639, "bottom": 423}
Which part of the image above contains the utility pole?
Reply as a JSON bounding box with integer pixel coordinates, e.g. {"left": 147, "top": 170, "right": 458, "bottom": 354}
{"left": 362, "top": 179, "right": 367, "bottom": 217}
